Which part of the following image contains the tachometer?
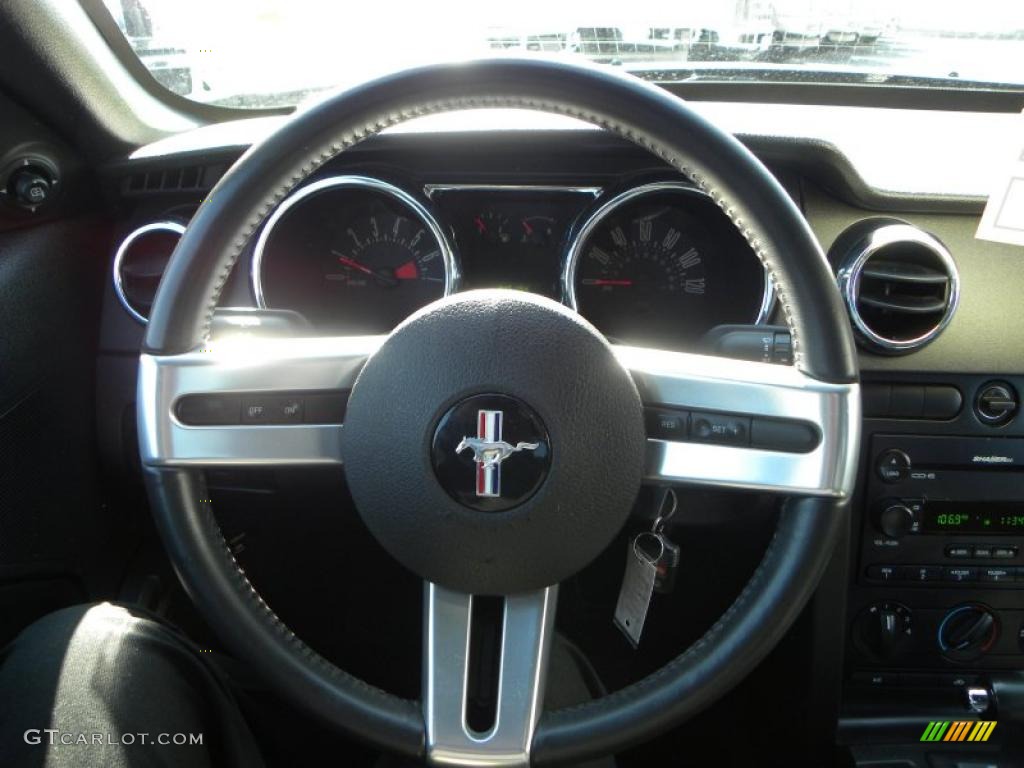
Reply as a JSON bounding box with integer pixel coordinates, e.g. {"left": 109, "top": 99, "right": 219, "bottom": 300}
{"left": 565, "top": 182, "right": 770, "bottom": 350}
{"left": 253, "top": 176, "right": 456, "bottom": 334}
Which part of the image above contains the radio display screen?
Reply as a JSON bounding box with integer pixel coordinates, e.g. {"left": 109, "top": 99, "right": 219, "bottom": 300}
{"left": 922, "top": 501, "right": 1024, "bottom": 534}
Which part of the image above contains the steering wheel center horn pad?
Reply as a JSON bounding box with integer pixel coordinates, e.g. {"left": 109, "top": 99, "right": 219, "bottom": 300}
{"left": 343, "top": 290, "right": 645, "bottom": 594}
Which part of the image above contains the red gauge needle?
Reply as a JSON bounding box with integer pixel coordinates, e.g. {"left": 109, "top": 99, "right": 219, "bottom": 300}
{"left": 334, "top": 252, "right": 374, "bottom": 275}
{"left": 522, "top": 219, "right": 534, "bottom": 235}
{"left": 474, "top": 216, "right": 487, "bottom": 234}
{"left": 582, "top": 278, "right": 633, "bottom": 286}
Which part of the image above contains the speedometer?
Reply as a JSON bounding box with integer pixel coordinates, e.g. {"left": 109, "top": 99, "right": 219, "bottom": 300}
{"left": 253, "top": 176, "right": 456, "bottom": 334}
{"left": 565, "top": 182, "right": 771, "bottom": 350}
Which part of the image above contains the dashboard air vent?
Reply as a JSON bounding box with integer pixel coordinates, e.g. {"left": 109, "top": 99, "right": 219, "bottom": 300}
{"left": 113, "top": 222, "right": 185, "bottom": 324}
{"left": 835, "top": 221, "right": 959, "bottom": 354}
{"left": 122, "top": 163, "right": 225, "bottom": 196}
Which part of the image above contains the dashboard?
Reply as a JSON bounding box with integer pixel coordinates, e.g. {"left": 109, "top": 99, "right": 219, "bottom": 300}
{"left": 87, "top": 119, "right": 1024, "bottom": 765}
{"left": 151, "top": 173, "right": 774, "bottom": 351}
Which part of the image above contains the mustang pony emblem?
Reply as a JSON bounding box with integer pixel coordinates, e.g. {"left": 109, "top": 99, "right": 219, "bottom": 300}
{"left": 455, "top": 437, "right": 540, "bottom": 470}
{"left": 456, "top": 410, "right": 539, "bottom": 497}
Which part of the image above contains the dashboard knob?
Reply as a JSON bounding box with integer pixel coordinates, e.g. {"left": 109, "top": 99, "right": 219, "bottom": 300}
{"left": 854, "top": 602, "right": 913, "bottom": 661}
{"left": 975, "top": 381, "right": 1018, "bottom": 425}
{"left": 10, "top": 167, "right": 52, "bottom": 208}
{"left": 939, "top": 604, "right": 998, "bottom": 661}
{"left": 877, "top": 502, "right": 916, "bottom": 539}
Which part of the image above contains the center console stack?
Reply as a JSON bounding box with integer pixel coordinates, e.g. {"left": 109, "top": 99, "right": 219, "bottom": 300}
{"left": 841, "top": 375, "right": 1024, "bottom": 764}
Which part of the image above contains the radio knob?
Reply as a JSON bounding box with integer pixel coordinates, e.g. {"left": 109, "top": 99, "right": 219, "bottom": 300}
{"left": 938, "top": 604, "right": 998, "bottom": 662}
{"left": 878, "top": 502, "right": 916, "bottom": 539}
{"left": 854, "top": 602, "right": 913, "bottom": 661}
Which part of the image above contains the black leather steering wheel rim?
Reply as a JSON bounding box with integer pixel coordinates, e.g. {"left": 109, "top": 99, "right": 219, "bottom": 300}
{"left": 141, "top": 58, "right": 858, "bottom": 764}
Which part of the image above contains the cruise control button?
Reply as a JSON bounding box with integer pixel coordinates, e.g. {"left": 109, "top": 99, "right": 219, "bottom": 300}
{"left": 749, "top": 418, "right": 820, "bottom": 453}
{"left": 944, "top": 566, "right": 978, "bottom": 583}
{"left": 241, "top": 396, "right": 304, "bottom": 424}
{"left": 277, "top": 398, "right": 303, "bottom": 423}
{"left": 644, "top": 408, "right": 689, "bottom": 441}
{"left": 175, "top": 394, "right": 241, "bottom": 425}
{"left": 945, "top": 545, "right": 973, "bottom": 559}
{"left": 304, "top": 392, "right": 348, "bottom": 424}
{"left": 242, "top": 399, "right": 271, "bottom": 423}
{"left": 690, "top": 412, "right": 750, "bottom": 446}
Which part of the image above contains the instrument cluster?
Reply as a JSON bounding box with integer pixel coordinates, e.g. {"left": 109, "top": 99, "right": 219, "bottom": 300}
{"left": 251, "top": 174, "right": 773, "bottom": 350}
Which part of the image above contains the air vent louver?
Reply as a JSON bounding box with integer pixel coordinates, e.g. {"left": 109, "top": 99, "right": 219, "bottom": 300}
{"left": 113, "top": 222, "right": 185, "bottom": 323}
{"left": 835, "top": 222, "right": 959, "bottom": 354}
{"left": 122, "top": 163, "right": 224, "bottom": 196}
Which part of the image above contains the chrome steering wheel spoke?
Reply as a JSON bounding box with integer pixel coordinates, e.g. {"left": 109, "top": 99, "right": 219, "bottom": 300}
{"left": 423, "top": 583, "right": 558, "bottom": 767}
{"left": 615, "top": 345, "right": 860, "bottom": 498}
{"left": 137, "top": 335, "right": 384, "bottom": 467}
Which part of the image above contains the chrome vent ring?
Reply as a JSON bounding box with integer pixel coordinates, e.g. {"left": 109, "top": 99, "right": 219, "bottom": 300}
{"left": 113, "top": 221, "right": 186, "bottom": 324}
{"left": 835, "top": 221, "right": 959, "bottom": 354}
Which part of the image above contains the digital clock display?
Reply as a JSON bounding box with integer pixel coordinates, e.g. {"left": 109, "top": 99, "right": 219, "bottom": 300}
{"left": 921, "top": 501, "right": 1024, "bottom": 534}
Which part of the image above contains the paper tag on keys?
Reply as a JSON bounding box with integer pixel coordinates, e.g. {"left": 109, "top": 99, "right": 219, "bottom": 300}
{"left": 613, "top": 532, "right": 663, "bottom": 648}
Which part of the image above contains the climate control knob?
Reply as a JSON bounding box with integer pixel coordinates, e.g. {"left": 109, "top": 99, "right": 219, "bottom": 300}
{"left": 853, "top": 602, "right": 913, "bottom": 661}
{"left": 938, "top": 604, "right": 998, "bottom": 662}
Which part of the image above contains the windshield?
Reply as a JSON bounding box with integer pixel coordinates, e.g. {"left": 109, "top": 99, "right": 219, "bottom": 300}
{"left": 102, "top": 0, "right": 1024, "bottom": 109}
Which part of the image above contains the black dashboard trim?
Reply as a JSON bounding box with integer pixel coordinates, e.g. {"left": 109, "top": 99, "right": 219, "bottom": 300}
{"left": 658, "top": 80, "right": 1024, "bottom": 115}
{"left": 103, "top": 129, "right": 987, "bottom": 216}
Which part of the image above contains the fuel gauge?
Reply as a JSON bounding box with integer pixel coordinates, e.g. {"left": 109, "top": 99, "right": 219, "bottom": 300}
{"left": 520, "top": 215, "right": 555, "bottom": 247}
{"left": 473, "top": 210, "right": 513, "bottom": 245}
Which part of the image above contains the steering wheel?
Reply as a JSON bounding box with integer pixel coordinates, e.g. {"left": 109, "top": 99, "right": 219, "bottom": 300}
{"left": 138, "top": 59, "right": 860, "bottom": 766}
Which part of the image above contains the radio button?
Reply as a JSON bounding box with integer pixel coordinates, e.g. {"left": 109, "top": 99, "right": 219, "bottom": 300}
{"left": 945, "top": 545, "right": 973, "bottom": 558}
{"left": 901, "top": 565, "right": 942, "bottom": 582}
{"left": 994, "top": 547, "right": 1018, "bottom": 559}
{"left": 973, "top": 546, "right": 994, "bottom": 558}
{"left": 876, "top": 449, "right": 911, "bottom": 483}
{"left": 866, "top": 565, "right": 901, "bottom": 582}
{"left": 980, "top": 567, "right": 1014, "bottom": 583}
{"left": 944, "top": 566, "right": 978, "bottom": 583}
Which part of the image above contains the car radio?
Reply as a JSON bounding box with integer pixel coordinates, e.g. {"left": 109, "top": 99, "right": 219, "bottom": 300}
{"left": 875, "top": 498, "right": 1024, "bottom": 539}
{"left": 861, "top": 435, "right": 1024, "bottom": 588}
